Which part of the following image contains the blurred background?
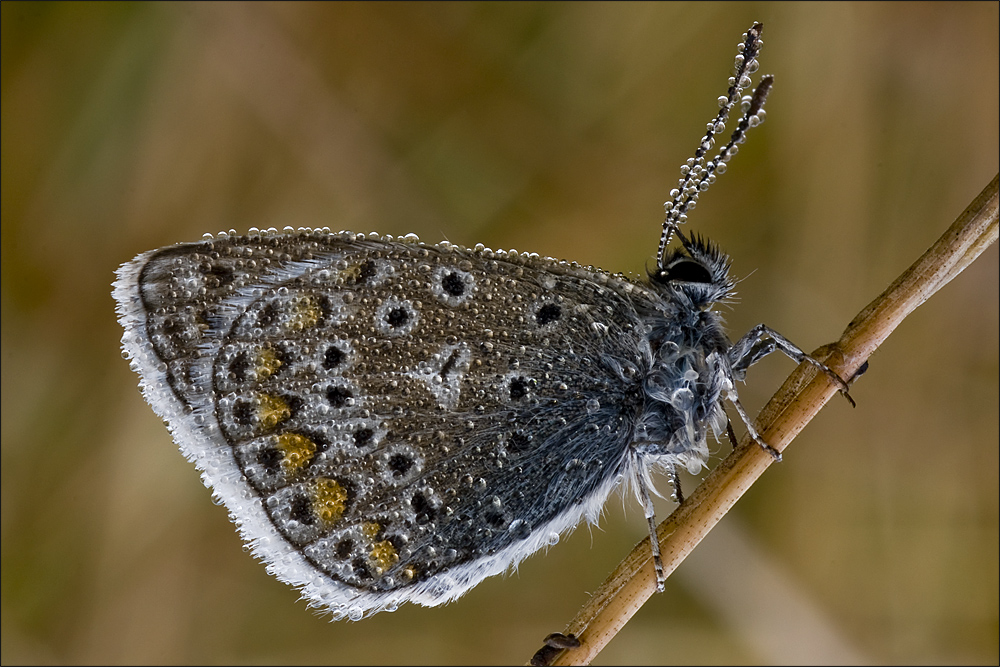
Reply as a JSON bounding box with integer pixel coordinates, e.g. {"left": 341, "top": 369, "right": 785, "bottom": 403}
{"left": 2, "top": 2, "right": 996, "bottom": 664}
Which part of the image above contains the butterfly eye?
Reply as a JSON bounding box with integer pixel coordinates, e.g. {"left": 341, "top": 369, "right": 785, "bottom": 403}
{"left": 661, "top": 259, "right": 713, "bottom": 284}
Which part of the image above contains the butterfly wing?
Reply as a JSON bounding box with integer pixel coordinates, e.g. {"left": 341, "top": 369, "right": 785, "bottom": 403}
{"left": 114, "top": 230, "right": 665, "bottom": 618}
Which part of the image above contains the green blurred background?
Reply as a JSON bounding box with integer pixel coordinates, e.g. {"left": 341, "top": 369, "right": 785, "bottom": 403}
{"left": 2, "top": 2, "right": 997, "bottom": 664}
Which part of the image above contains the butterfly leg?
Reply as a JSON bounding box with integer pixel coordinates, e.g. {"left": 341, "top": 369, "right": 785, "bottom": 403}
{"left": 724, "top": 385, "right": 783, "bottom": 461}
{"left": 729, "top": 324, "right": 855, "bottom": 407}
{"left": 637, "top": 464, "right": 671, "bottom": 592}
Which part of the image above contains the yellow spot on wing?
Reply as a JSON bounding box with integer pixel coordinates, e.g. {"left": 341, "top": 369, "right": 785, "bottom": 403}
{"left": 287, "top": 295, "right": 321, "bottom": 331}
{"left": 311, "top": 477, "right": 348, "bottom": 525}
{"left": 369, "top": 540, "right": 399, "bottom": 575}
{"left": 275, "top": 433, "right": 316, "bottom": 474}
{"left": 257, "top": 394, "right": 291, "bottom": 429}
{"left": 256, "top": 347, "right": 282, "bottom": 380}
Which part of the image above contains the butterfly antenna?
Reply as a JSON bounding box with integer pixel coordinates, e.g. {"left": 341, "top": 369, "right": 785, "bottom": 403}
{"left": 658, "top": 22, "right": 773, "bottom": 267}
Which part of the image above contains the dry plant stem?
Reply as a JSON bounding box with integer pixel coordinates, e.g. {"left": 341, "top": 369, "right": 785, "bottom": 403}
{"left": 539, "top": 173, "right": 999, "bottom": 666}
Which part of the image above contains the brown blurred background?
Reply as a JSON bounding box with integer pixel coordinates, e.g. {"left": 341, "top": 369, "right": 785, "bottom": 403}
{"left": 2, "top": 2, "right": 997, "bottom": 664}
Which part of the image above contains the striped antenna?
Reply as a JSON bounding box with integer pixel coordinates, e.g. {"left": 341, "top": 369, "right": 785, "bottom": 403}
{"left": 657, "top": 22, "right": 773, "bottom": 267}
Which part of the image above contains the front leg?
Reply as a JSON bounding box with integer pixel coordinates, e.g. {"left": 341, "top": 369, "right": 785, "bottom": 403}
{"left": 729, "top": 324, "right": 854, "bottom": 406}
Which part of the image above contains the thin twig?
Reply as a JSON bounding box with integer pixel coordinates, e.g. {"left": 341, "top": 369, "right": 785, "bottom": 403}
{"left": 535, "top": 173, "right": 999, "bottom": 666}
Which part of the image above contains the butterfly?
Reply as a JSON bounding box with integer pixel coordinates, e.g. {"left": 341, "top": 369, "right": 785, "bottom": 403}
{"left": 114, "top": 22, "right": 850, "bottom": 621}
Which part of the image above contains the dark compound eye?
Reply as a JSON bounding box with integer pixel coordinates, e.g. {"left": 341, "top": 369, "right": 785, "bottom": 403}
{"left": 662, "top": 259, "right": 713, "bottom": 284}
{"left": 535, "top": 303, "right": 561, "bottom": 326}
